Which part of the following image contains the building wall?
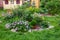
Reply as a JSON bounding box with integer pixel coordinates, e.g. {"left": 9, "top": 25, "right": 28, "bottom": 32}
{"left": 0, "top": 0, "right": 3, "bottom": 8}
{"left": 3, "top": 0, "right": 23, "bottom": 9}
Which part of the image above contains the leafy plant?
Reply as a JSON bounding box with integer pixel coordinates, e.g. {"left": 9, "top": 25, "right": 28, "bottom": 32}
{"left": 30, "top": 20, "right": 37, "bottom": 26}
{"left": 41, "top": 21, "right": 49, "bottom": 28}
{"left": 33, "top": 17, "right": 43, "bottom": 23}
{"left": 24, "top": 14, "right": 33, "bottom": 22}
{"left": 29, "top": 20, "right": 38, "bottom": 29}
{"left": 40, "top": 0, "right": 60, "bottom": 15}
{"left": 12, "top": 7, "right": 24, "bottom": 18}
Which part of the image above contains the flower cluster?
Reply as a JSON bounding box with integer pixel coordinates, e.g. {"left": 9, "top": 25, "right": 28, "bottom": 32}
{"left": 5, "top": 20, "right": 30, "bottom": 32}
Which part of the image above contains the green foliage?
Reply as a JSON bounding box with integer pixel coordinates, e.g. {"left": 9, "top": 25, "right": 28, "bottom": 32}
{"left": 40, "top": 0, "right": 60, "bottom": 15}
{"left": 15, "top": 23, "right": 28, "bottom": 32}
{"left": 1, "top": 2, "right": 53, "bottom": 33}
{"left": 24, "top": 14, "right": 33, "bottom": 22}
{"left": 27, "top": 7, "right": 40, "bottom": 13}
{"left": 13, "top": 7, "right": 24, "bottom": 18}
{"left": 33, "top": 17, "right": 43, "bottom": 23}
{"left": 23, "top": 2, "right": 31, "bottom": 8}
{"left": 29, "top": 16, "right": 49, "bottom": 28}
{"left": 41, "top": 21, "right": 49, "bottom": 28}
{"left": 29, "top": 20, "right": 37, "bottom": 26}
{"left": 45, "top": 0, "right": 60, "bottom": 15}
{"left": 4, "top": 15, "right": 13, "bottom": 20}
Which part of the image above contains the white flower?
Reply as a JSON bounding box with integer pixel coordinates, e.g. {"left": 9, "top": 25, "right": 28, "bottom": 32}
{"left": 19, "top": 21, "right": 23, "bottom": 24}
{"left": 12, "top": 22, "right": 16, "bottom": 26}
{"left": 24, "top": 21, "right": 29, "bottom": 25}
{"left": 5, "top": 23, "right": 11, "bottom": 29}
{"left": 17, "top": 22, "right": 19, "bottom": 24}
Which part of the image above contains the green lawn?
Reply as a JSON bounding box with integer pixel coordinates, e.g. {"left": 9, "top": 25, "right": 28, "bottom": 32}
{"left": 0, "top": 16, "right": 60, "bottom": 40}
{"left": 43, "top": 16, "right": 60, "bottom": 26}
{"left": 0, "top": 26, "right": 60, "bottom": 40}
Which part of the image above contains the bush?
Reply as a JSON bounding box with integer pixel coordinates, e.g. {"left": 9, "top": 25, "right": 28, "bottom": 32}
{"left": 41, "top": 21, "right": 49, "bottom": 28}
{"left": 33, "top": 17, "right": 43, "bottom": 23}
{"left": 23, "top": 2, "right": 31, "bottom": 8}
{"left": 24, "top": 13, "right": 33, "bottom": 22}
{"left": 40, "top": 0, "right": 60, "bottom": 15}
{"left": 30, "top": 20, "right": 37, "bottom": 26}
{"left": 13, "top": 7, "right": 24, "bottom": 18}
{"left": 27, "top": 7, "right": 40, "bottom": 13}
{"left": 29, "top": 16, "right": 49, "bottom": 29}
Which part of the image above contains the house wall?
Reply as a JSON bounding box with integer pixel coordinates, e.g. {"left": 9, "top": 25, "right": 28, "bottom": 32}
{"left": 3, "top": 0, "right": 23, "bottom": 9}
{"left": 0, "top": 0, "right": 3, "bottom": 8}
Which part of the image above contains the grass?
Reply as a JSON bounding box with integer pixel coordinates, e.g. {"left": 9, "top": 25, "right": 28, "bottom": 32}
{"left": 43, "top": 16, "right": 60, "bottom": 26}
{"left": 0, "top": 26, "right": 60, "bottom": 40}
{"left": 0, "top": 14, "right": 60, "bottom": 40}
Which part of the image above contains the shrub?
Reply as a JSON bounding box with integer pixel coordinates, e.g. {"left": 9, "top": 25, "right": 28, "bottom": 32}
{"left": 29, "top": 20, "right": 37, "bottom": 28}
{"left": 27, "top": 7, "right": 40, "bottom": 14}
{"left": 45, "top": 0, "right": 60, "bottom": 15}
{"left": 29, "top": 17, "right": 43, "bottom": 28}
{"left": 24, "top": 14, "right": 33, "bottom": 22}
{"left": 33, "top": 17, "right": 43, "bottom": 23}
{"left": 4, "top": 14, "right": 13, "bottom": 20}
{"left": 41, "top": 21, "right": 49, "bottom": 28}
{"left": 12, "top": 7, "right": 24, "bottom": 18}
{"left": 30, "top": 20, "right": 37, "bottom": 26}
{"left": 23, "top": 2, "right": 31, "bottom": 8}
{"left": 40, "top": 0, "right": 60, "bottom": 15}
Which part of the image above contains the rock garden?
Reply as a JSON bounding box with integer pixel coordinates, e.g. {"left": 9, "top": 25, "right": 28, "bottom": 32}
{"left": 2, "top": 6, "right": 54, "bottom": 33}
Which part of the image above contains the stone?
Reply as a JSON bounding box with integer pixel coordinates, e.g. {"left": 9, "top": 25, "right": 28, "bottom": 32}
{"left": 11, "top": 29, "right": 16, "bottom": 32}
{"left": 15, "top": 27, "right": 18, "bottom": 31}
{"left": 49, "top": 25, "right": 54, "bottom": 28}
{"left": 28, "top": 29, "right": 32, "bottom": 32}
